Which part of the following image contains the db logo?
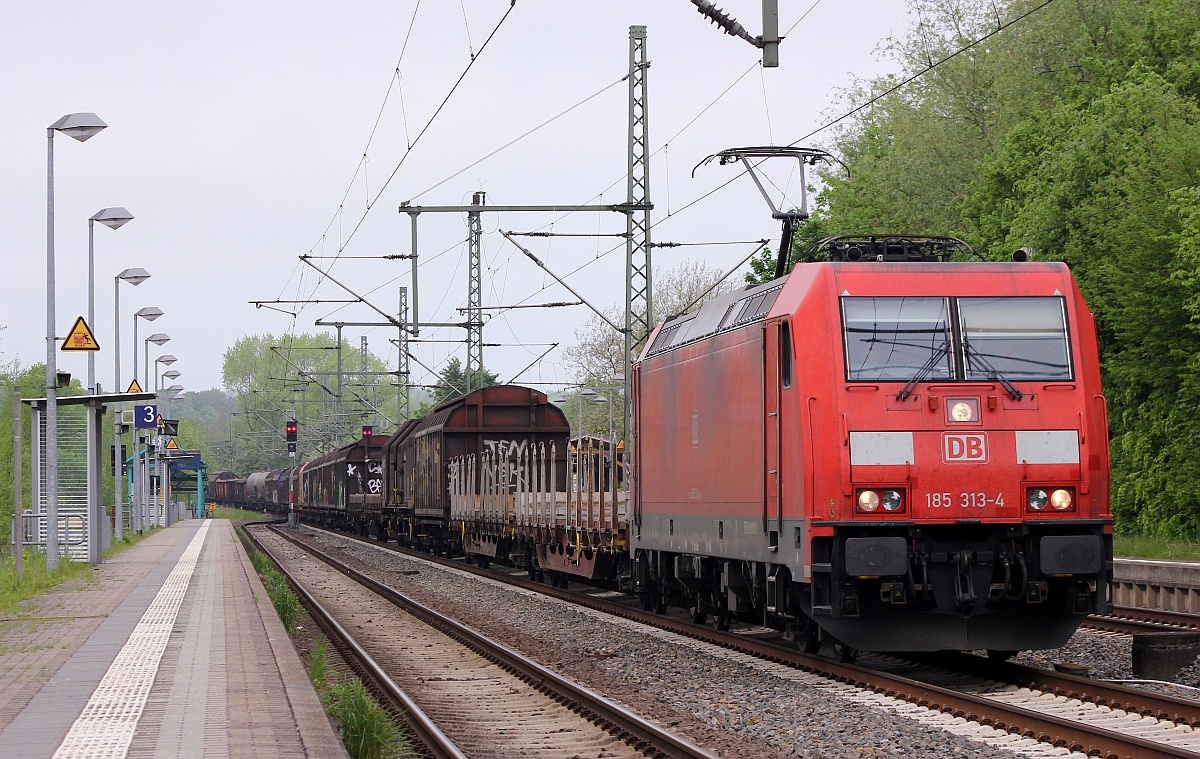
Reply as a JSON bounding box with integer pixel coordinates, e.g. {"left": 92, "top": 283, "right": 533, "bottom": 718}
{"left": 943, "top": 433, "right": 988, "bottom": 463}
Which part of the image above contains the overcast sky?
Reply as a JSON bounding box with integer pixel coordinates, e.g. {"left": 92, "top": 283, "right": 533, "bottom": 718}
{"left": 3, "top": 1, "right": 914, "bottom": 395}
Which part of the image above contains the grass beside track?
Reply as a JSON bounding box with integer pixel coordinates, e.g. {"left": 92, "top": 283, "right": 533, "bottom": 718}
{"left": 308, "top": 642, "right": 415, "bottom": 759}
{"left": 209, "top": 507, "right": 270, "bottom": 521}
{"left": 248, "top": 533, "right": 414, "bottom": 758}
{"left": 0, "top": 526, "right": 160, "bottom": 616}
{"left": 1115, "top": 534, "right": 1200, "bottom": 561}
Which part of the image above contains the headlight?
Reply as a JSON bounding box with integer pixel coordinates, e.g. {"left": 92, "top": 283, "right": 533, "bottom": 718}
{"left": 946, "top": 398, "right": 979, "bottom": 423}
{"left": 1027, "top": 489, "right": 1048, "bottom": 511}
{"left": 857, "top": 490, "right": 880, "bottom": 512}
{"left": 881, "top": 490, "right": 904, "bottom": 512}
{"left": 1051, "top": 489, "right": 1073, "bottom": 510}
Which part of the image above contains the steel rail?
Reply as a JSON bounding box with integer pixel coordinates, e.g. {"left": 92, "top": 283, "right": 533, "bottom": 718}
{"left": 241, "top": 524, "right": 466, "bottom": 759}
{"left": 265, "top": 525, "right": 719, "bottom": 759}
{"left": 1099, "top": 605, "right": 1200, "bottom": 631}
{"left": 302, "top": 526, "right": 1200, "bottom": 759}
{"left": 909, "top": 651, "right": 1200, "bottom": 727}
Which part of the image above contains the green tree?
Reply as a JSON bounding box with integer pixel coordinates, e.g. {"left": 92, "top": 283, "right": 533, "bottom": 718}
{"left": 429, "top": 357, "right": 499, "bottom": 406}
{"left": 815, "top": 0, "right": 1200, "bottom": 534}
{"left": 221, "top": 333, "right": 400, "bottom": 473}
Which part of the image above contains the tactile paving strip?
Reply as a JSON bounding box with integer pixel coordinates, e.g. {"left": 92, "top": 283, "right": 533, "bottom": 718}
{"left": 52, "top": 521, "right": 212, "bottom": 759}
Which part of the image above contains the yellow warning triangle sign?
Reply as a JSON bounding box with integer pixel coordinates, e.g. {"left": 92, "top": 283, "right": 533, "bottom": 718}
{"left": 61, "top": 317, "right": 99, "bottom": 352}
{"left": 165, "top": 438, "right": 180, "bottom": 451}
{"left": 126, "top": 379, "right": 143, "bottom": 393}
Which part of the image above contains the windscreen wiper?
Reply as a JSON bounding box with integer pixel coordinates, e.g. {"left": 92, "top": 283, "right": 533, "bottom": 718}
{"left": 963, "top": 340, "right": 1023, "bottom": 400}
{"left": 896, "top": 340, "right": 950, "bottom": 401}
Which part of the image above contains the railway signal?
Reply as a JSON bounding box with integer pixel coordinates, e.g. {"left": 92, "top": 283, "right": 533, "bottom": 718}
{"left": 362, "top": 425, "right": 373, "bottom": 438}
{"left": 286, "top": 419, "right": 297, "bottom": 454}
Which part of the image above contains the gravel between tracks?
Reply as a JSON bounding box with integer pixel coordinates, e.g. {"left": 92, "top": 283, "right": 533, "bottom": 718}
{"left": 297, "top": 528, "right": 1065, "bottom": 759}
{"left": 1014, "top": 627, "right": 1200, "bottom": 698}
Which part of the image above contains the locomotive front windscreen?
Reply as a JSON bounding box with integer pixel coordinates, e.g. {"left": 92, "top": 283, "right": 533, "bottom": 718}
{"left": 843, "top": 297, "right": 952, "bottom": 381}
{"left": 958, "top": 297, "right": 1072, "bottom": 381}
{"left": 843, "top": 295, "right": 1073, "bottom": 383}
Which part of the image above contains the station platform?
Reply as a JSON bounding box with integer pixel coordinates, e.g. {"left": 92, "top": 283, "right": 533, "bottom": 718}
{"left": 0, "top": 519, "right": 347, "bottom": 759}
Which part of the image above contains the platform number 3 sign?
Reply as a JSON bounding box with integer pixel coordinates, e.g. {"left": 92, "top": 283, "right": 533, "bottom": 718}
{"left": 134, "top": 405, "right": 158, "bottom": 429}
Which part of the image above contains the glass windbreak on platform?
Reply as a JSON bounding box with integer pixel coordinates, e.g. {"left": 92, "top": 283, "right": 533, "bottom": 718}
{"left": 842, "top": 295, "right": 1073, "bottom": 384}
{"left": 843, "top": 297, "right": 952, "bottom": 381}
{"left": 958, "top": 297, "right": 1072, "bottom": 381}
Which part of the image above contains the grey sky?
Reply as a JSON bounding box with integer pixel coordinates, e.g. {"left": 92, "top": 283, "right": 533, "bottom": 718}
{"left": 3, "top": 2, "right": 912, "bottom": 394}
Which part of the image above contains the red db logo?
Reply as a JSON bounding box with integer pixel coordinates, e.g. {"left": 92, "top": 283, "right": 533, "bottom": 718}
{"left": 943, "top": 433, "right": 988, "bottom": 463}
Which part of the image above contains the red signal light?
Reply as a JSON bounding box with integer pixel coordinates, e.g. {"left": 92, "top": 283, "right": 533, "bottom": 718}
{"left": 362, "top": 425, "right": 373, "bottom": 438}
{"left": 286, "top": 420, "right": 297, "bottom": 442}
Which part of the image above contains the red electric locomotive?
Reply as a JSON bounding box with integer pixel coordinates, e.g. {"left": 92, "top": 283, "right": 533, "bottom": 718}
{"left": 629, "top": 236, "right": 1112, "bottom": 654}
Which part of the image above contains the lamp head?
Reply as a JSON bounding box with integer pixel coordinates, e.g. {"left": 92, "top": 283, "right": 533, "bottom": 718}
{"left": 166, "top": 384, "right": 184, "bottom": 393}
{"left": 135, "top": 306, "right": 163, "bottom": 321}
{"left": 163, "top": 369, "right": 181, "bottom": 380}
{"left": 50, "top": 112, "right": 107, "bottom": 142}
{"left": 91, "top": 207, "right": 134, "bottom": 230}
{"left": 156, "top": 354, "right": 177, "bottom": 366}
{"left": 118, "top": 268, "right": 150, "bottom": 286}
{"left": 147, "top": 333, "right": 170, "bottom": 346}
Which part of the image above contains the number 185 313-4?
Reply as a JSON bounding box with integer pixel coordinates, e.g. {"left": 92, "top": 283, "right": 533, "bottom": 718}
{"left": 925, "top": 492, "right": 1004, "bottom": 509}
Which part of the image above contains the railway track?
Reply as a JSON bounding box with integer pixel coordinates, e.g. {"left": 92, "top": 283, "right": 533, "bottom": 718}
{"left": 296, "top": 524, "right": 1200, "bottom": 759}
{"left": 243, "top": 523, "right": 718, "bottom": 759}
{"left": 1086, "top": 606, "right": 1200, "bottom": 635}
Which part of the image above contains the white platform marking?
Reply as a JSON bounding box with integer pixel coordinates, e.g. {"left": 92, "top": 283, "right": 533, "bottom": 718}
{"left": 53, "top": 521, "right": 212, "bottom": 759}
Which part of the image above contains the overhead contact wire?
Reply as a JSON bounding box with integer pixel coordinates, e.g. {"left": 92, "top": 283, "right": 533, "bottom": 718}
{"left": 789, "top": 0, "right": 1056, "bottom": 145}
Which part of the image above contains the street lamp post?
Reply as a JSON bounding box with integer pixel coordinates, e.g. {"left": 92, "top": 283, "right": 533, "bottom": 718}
{"left": 162, "top": 382, "right": 183, "bottom": 417}
{"left": 112, "top": 268, "right": 148, "bottom": 541}
{"left": 131, "top": 307, "right": 163, "bottom": 388}
{"left": 144, "top": 333, "right": 170, "bottom": 389}
{"left": 130, "top": 308, "right": 161, "bottom": 535}
{"left": 161, "top": 382, "right": 183, "bottom": 525}
{"left": 145, "top": 339, "right": 171, "bottom": 528}
{"left": 154, "top": 356, "right": 177, "bottom": 391}
{"left": 46, "top": 112, "right": 107, "bottom": 569}
{"left": 593, "top": 393, "right": 613, "bottom": 443}
{"left": 87, "top": 208, "right": 133, "bottom": 393}
{"left": 114, "top": 270, "right": 150, "bottom": 394}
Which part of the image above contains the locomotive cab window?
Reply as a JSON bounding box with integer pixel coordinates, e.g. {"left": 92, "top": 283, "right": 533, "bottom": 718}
{"left": 780, "top": 320, "right": 793, "bottom": 388}
{"left": 842, "top": 295, "right": 1073, "bottom": 385}
{"left": 843, "top": 297, "right": 952, "bottom": 381}
{"left": 958, "top": 297, "right": 1072, "bottom": 381}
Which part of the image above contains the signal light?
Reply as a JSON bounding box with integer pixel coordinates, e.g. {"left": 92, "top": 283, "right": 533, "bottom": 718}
{"left": 286, "top": 419, "right": 297, "bottom": 443}
{"left": 362, "top": 425, "right": 373, "bottom": 438}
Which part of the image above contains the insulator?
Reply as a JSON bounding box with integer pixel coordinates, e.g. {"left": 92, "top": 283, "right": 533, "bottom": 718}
{"left": 691, "top": 0, "right": 754, "bottom": 44}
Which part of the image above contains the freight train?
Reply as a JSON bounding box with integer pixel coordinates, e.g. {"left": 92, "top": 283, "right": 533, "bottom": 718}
{"left": 216, "top": 234, "right": 1112, "bottom": 656}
